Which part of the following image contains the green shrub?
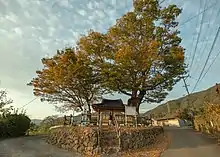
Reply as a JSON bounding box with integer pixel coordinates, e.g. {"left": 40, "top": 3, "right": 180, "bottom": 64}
{"left": 28, "top": 124, "right": 50, "bottom": 135}
{"left": 0, "top": 114, "right": 31, "bottom": 137}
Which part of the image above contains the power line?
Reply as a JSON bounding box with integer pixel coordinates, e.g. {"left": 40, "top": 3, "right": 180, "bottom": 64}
{"left": 187, "top": 0, "right": 202, "bottom": 66}
{"left": 179, "top": 1, "right": 218, "bottom": 27}
{"left": 191, "top": 3, "right": 219, "bottom": 75}
{"left": 197, "top": 1, "right": 218, "bottom": 57}
{"left": 19, "top": 97, "right": 39, "bottom": 109}
{"left": 191, "top": 26, "right": 220, "bottom": 93}
{"left": 159, "top": 0, "right": 166, "bottom": 4}
{"left": 200, "top": 49, "right": 220, "bottom": 81}
{"left": 159, "top": 0, "right": 216, "bottom": 28}
{"left": 189, "top": 0, "right": 206, "bottom": 70}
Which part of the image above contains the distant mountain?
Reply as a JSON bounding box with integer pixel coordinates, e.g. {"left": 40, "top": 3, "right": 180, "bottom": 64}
{"left": 144, "top": 83, "right": 220, "bottom": 118}
{"left": 31, "top": 119, "right": 42, "bottom": 125}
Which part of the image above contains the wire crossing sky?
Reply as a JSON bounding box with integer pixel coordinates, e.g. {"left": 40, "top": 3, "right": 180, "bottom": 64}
{"left": 0, "top": 0, "right": 220, "bottom": 119}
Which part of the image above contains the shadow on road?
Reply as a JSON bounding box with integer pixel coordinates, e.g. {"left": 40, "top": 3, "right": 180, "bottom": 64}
{"left": 161, "top": 127, "right": 220, "bottom": 157}
{"left": 165, "top": 127, "right": 218, "bottom": 149}
{"left": 0, "top": 135, "right": 47, "bottom": 142}
{"left": 164, "top": 127, "right": 217, "bottom": 149}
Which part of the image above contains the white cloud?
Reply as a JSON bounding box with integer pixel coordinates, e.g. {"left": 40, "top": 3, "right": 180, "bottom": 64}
{"left": 5, "top": 12, "right": 17, "bottom": 23}
{"left": 0, "top": 0, "right": 134, "bottom": 118}
{"left": 78, "top": 9, "right": 86, "bottom": 16}
{"left": 13, "top": 27, "right": 23, "bottom": 36}
{"left": 56, "top": 0, "right": 70, "bottom": 8}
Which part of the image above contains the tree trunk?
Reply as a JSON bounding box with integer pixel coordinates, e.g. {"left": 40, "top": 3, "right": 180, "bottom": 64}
{"left": 132, "top": 90, "right": 138, "bottom": 98}
{"left": 130, "top": 90, "right": 140, "bottom": 114}
{"left": 136, "top": 90, "right": 146, "bottom": 114}
{"left": 129, "top": 90, "right": 146, "bottom": 114}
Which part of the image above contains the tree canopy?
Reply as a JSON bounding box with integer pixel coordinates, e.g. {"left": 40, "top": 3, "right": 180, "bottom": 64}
{"left": 30, "top": 0, "right": 186, "bottom": 114}
{"left": 29, "top": 48, "right": 103, "bottom": 112}
{"left": 77, "top": 0, "right": 186, "bottom": 112}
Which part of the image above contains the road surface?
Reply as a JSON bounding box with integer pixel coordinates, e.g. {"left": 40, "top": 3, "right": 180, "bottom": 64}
{"left": 161, "top": 127, "right": 220, "bottom": 157}
{"left": 0, "top": 135, "right": 82, "bottom": 157}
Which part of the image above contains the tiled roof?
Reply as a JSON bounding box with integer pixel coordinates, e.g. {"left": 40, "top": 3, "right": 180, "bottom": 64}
{"left": 92, "top": 99, "right": 125, "bottom": 112}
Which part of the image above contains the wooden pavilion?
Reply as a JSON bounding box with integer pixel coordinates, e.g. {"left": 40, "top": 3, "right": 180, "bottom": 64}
{"left": 92, "top": 99, "right": 125, "bottom": 125}
{"left": 92, "top": 98, "right": 154, "bottom": 152}
{"left": 92, "top": 98, "right": 144, "bottom": 126}
{"left": 92, "top": 99, "right": 126, "bottom": 151}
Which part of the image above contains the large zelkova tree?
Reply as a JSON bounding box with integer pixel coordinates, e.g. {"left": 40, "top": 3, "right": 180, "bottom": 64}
{"left": 78, "top": 0, "right": 186, "bottom": 113}
{"left": 28, "top": 48, "right": 103, "bottom": 115}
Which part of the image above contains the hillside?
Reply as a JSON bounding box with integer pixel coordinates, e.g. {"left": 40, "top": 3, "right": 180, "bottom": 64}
{"left": 144, "top": 84, "right": 220, "bottom": 117}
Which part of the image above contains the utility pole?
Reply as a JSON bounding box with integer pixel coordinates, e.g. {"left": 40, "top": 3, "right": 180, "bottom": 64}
{"left": 182, "top": 77, "right": 190, "bottom": 95}
{"left": 182, "top": 75, "right": 195, "bottom": 128}
{"left": 182, "top": 76, "right": 191, "bottom": 107}
{"left": 182, "top": 75, "right": 191, "bottom": 107}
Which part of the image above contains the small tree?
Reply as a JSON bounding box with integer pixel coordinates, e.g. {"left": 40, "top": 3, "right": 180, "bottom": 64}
{"left": 177, "top": 108, "right": 192, "bottom": 121}
{"left": 78, "top": 0, "right": 186, "bottom": 113}
{"left": 29, "top": 48, "right": 103, "bottom": 116}
{"left": 40, "top": 115, "right": 63, "bottom": 127}
{"left": 0, "top": 90, "right": 13, "bottom": 116}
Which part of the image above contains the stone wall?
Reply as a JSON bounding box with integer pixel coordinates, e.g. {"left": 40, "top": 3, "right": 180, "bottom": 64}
{"left": 46, "top": 126, "right": 98, "bottom": 156}
{"left": 101, "top": 127, "right": 164, "bottom": 154}
{"left": 121, "top": 127, "right": 163, "bottom": 150}
{"left": 47, "top": 126, "right": 164, "bottom": 155}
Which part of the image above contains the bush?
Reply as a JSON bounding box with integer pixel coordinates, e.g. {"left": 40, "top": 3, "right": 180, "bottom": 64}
{"left": 0, "top": 114, "right": 31, "bottom": 138}
{"left": 194, "top": 103, "right": 220, "bottom": 141}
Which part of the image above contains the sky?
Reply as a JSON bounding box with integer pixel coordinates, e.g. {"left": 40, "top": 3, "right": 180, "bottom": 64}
{"left": 0, "top": 0, "right": 220, "bottom": 119}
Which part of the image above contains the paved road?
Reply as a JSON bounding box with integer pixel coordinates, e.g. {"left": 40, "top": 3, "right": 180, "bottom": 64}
{"left": 0, "top": 135, "right": 82, "bottom": 157}
{"left": 161, "top": 127, "right": 220, "bottom": 157}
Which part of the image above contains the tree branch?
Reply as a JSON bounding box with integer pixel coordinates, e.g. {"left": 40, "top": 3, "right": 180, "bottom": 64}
{"left": 118, "top": 87, "right": 132, "bottom": 96}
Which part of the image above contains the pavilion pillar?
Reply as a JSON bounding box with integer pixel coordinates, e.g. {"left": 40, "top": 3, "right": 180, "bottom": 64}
{"left": 125, "top": 114, "right": 128, "bottom": 126}
{"left": 135, "top": 115, "right": 138, "bottom": 128}
{"left": 97, "top": 110, "right": 102, "bottom": 153}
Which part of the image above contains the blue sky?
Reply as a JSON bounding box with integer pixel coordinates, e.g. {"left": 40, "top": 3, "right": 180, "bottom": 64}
{"left": 0, "top": 0, "right": 220, "bottom": 119}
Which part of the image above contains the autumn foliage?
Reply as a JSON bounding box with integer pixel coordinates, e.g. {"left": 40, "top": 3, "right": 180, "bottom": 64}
{"left": 194, "top": 103, "right": 220, "bottom": 134}
{"left": 29, "top": 48, "right": 102, "bottom": 112}
{"left": 30, "top": 0, "right": 186, "bottom": 113}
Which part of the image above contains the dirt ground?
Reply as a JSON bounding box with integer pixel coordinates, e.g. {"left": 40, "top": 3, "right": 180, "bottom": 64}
{"left": 0, "top": 135, "right": 82, "bottom": 157}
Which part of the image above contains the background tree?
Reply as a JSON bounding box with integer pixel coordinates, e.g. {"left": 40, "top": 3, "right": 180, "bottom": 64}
{"left": 78, "top": 0, "right": 186, "bottom": 113}
{"left": 29, "top": 48, "right": 103, "bottom": 116}
{"left": 177, "top": 108, "right": 192, "bottom": 120}
{"left": 0, "top": 90, "right": 13, "bottom": 115}
{"left": 40, "top": 115, "right": 60, "bottom": 127}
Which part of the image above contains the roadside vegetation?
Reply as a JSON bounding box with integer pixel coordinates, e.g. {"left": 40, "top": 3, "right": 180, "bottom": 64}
{"left": 194, "top": 103, "right": 220, "bottom": 135}
{"left": 28, "top": 115, "right": 64, "bottom": 135}
{"left": 0, "top": 90, "right": 31, "bottom": 138}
